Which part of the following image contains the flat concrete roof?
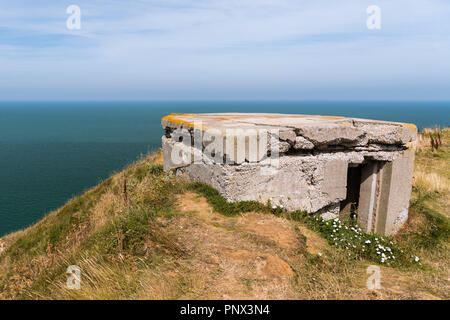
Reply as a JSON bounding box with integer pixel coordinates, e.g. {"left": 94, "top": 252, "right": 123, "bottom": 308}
{"left": 162, "top": 113, "right": 417, "bottom": 146}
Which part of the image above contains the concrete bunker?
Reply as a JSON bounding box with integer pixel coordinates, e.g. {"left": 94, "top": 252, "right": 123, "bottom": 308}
{"left": 161, "top": 113, "right": 417, "bottom": 236}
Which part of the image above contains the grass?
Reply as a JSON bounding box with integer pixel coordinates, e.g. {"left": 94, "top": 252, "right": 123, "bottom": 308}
{"left": 186, "top": 182, "right": 282, "bottom": 216}
{"left": 187, "top": 182, "right": 424, "bottom": 269}
{"left": 400, "top": 192, "right": 450, "bottom": 250}
{"left": 0, "top": 151, "right": 185, "bottom": 299}
{"left": 0, "top": 128, "right": 448, "bottom": 300}
{"left": 413, "top": 171, "right": 450, "bottom": 193}
{"left": 4, "top": 177, "right": 113, "bottom": 261}
{"left": 289, "top": 213, "right": 421, "bottom": 268}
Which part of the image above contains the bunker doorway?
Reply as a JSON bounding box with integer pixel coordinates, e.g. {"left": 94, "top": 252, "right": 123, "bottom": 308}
{"left": 340, "top": 164, "right": 363, "bottom": 219}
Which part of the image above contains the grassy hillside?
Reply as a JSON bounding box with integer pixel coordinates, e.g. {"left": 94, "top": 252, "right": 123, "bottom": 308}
{"left": 0, "top": 129, "right": 449, "bottom": 300}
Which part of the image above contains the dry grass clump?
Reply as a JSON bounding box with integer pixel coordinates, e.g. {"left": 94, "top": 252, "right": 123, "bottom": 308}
{"left": 413, "top": 171, "right": 450, "bottom": 194}
{"left": 38, "top": 255, "right": 168, "bottom": 300}
{"left": 1, "top": 137, "right": 449, "bottom": 300}
{"left": 414, "top": 127, "right": 450, "bottom": 195}
{"left": 0, "top": 150, "right": 180, "bottom": 299}
{"left": 417, "top": 127, "right": 444, "bottom": 152}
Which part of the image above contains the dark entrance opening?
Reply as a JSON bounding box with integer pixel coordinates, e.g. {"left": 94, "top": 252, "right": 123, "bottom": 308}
{"left": 340, "top": 164, "right": 362, "bottom": 219}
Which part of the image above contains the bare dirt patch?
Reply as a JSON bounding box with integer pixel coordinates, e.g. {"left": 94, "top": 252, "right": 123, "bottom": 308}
{"left": 352, "top": 263, "right": 448, "bottom": 300}
{"left": 297, "top": 225, "right": 329, "bottom": 255}
{"left": 158, "top": 193, "right": 301, "bottom": 299}
{"left": 170, "top": 192, "right": 449, "bottom": 300}
{"left": 221, "top": 248, "right": 294, "bottom": 279}
{"left": 236, "top": 212, "right": 300, "bottom": 249}
{"left": 176, "top": 192, "right": 225, "bottom": 223}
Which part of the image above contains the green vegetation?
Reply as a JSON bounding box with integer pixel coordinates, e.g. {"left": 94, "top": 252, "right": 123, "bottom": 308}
{"left": 290, "top": 212, "right": 418, "bottom": 267}
{"left": 188, "top": 182, "right": 426, "bottom": 269}
{"left": 4, "top": 178, "right": 112, "bottom": 261}
{"left": 186, "top": 182, "right": 282, "bottom": 216}
{"left": 0, "top": 128, "right": 448, "bottom": 299}
{"left": 402, "top": 191, "right": 449, "bottom": 250}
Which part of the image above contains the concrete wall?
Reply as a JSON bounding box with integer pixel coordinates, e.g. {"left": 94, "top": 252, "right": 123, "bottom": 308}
{"left": 356, "top": 150, "right": 415, "bottom": 236}
{"left": 358, "top": 162, "right": 381, "bottom": 233}
{"left": 163, "top": 134, "right": 415, "bottom": 235}
{"left": 376, "top": 150, "right": 415, "bottom": 235}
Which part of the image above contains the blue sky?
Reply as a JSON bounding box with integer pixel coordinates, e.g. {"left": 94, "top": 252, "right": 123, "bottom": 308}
{"left": 0, "top": 0, "right": 449, "bottom": 100}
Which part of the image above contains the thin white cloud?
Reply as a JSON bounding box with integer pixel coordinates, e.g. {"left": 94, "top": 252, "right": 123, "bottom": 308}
{"left": 0, "top": 0, "right": 449, "bottom": 100}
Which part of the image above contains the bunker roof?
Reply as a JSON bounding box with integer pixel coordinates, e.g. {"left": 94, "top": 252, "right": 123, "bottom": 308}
{"left": 162, "top": 113, "right": 417, "bottom": 146}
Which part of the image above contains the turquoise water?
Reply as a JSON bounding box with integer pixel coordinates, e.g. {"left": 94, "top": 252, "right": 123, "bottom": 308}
{"left": 0, "top": 101, "right": 449, "bottom": 236}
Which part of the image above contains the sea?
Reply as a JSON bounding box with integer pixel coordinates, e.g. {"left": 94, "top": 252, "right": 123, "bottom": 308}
{"left": 0, "top": 101, "right": 449, "bottom": 236}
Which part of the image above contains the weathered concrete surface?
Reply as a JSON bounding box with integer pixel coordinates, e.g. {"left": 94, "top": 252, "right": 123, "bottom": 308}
{"left": 161, "top": 113, "right": 417, "bottom": 235}
{"left": 162, "top": 113, "right": 417, "bottom": 153}
{"left": 376, "top": 150, "right": 416, "bottom": 235}
{"left": 357, "top": 162, "right": 380, "bottom": 233}
{"left": 175, "top": 149, "right": 408, "bottom": 220}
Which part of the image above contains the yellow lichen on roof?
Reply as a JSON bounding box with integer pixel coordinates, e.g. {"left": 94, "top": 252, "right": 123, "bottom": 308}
{"left": 401, "top": 122, "right": 418, "bottom": 137}
{"left": 163, "top": 113, "right": 348, "bottom": 122}
{"left": 402, "top": 122, "right": 418, "bottom": 130}
{"left": 162, "top": 114, "right": 197, "bottom": 128}
{"left": 313, "top": 115, "right": 346, "bottom": 120}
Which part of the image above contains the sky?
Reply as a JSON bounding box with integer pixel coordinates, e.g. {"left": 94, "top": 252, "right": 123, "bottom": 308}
{"left": 0, "top": 0, "right": 449, "bottom": 101}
